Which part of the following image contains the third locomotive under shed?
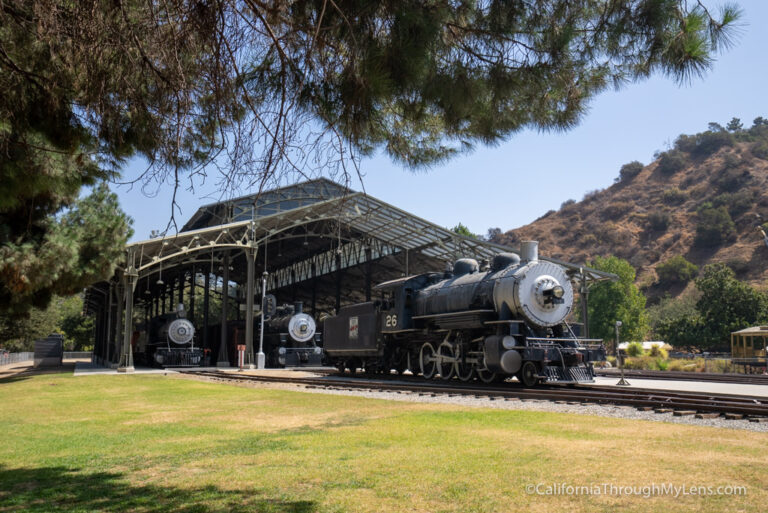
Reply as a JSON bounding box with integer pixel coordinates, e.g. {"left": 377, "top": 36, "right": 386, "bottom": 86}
{"left": 323, "top": 241, "right": 606, "bottom": 386}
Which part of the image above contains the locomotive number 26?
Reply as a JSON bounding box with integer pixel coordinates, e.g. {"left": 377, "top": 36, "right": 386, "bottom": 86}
{"left": 385, "top": 314, "right": 398, "bottom": 328}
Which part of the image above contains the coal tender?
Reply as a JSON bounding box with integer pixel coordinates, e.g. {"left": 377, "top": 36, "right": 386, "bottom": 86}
{"left": 324, "top": 241, "right": 606, "bottom": 386}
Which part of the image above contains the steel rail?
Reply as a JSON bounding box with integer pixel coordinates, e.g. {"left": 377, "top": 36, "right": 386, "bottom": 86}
{"left": 596, "top": 368, "right": 768, "bottom": 385}
{"left": 181, "top": 370, "right": 768, "bottom": 419}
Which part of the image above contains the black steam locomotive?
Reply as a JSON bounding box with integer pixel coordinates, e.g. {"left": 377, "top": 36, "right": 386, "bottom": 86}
{"left": 215, "top": 301, "right": 323, "bottom": 367}
{"left": 145, "top": 304, "right": 204, "bottom": 367}
{"left": 323, "top": 241, "right": 606, "bottom": 386}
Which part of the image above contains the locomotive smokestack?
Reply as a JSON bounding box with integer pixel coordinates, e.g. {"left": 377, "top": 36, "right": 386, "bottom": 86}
{"left": 520, "top": 241, "right": 539, "bottom": 263}
{"left": 294, "top": 301, "right": 303, "bottom": 314}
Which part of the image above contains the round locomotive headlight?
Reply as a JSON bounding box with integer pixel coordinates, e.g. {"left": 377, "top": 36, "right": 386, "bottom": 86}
{"left": 552, "top": 285, "right": 565, "bottom": 299}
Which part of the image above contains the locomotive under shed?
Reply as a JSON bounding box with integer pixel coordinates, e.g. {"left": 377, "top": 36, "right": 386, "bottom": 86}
{"left": 84, "top": 178, "right": 615, "bottom": 371}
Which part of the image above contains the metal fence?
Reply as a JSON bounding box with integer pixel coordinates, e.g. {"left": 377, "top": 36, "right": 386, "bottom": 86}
{"left": 0, "top": 352, "right": 34, "bottom": 366}
{"left": 63, "top": 352, "right": 93, "bottom": 360}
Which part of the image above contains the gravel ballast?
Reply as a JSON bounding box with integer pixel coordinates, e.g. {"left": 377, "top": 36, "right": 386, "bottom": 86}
{"left": 177, "top": 373, "right": 768, "bottom": 433}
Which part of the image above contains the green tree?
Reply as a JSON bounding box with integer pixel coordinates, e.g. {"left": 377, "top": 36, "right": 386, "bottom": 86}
{"left": 693, "top": 264, "right": 768, "bottom": 348}
{"left": 586, "top": 256, "right": 649, "bottom": 343}
{"left": 0, "top": 185, "right": 132, "bottom": 316}
{"left": 0, "top": 294, "right": 92, "bottom": 351}
{"left": 726, "top": 117, "right": 743, "bottom": 132}
{"left": 451, "top": 223, "right": 478, "bottom": 239}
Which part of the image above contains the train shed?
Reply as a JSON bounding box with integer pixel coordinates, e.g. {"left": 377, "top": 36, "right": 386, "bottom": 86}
{"left": 86, "top": 178, "right": 613, "bottom": 370}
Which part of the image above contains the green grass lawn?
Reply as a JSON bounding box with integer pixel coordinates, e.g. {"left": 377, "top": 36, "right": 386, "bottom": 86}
{"left": 0, "top": 372, "right": 765, "bottom": 513}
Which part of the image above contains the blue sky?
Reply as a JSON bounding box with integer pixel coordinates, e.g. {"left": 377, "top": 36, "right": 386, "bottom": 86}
{"left": 116, "top": 0, "right": 768, "bottom": 243}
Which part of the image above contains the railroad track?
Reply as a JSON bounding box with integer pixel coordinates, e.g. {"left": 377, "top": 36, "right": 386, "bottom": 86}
{"left": 596, "top": 368, "right": 768, "bottom": 385}
{"left": 181, "top": 370, "right": 768, "bottom": 421}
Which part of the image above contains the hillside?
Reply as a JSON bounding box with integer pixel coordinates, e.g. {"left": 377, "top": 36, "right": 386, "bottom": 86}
{"left": 499, "top": 120, "right": 768, "bottom": 300}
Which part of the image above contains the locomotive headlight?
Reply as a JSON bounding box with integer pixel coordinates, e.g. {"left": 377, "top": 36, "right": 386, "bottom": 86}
{"left": 542, "top": 285, "right": 565, "bottom": 305}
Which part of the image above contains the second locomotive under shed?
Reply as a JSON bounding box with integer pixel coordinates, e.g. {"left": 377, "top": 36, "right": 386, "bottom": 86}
{"left": 323, "top": 241, "right": 606, "bottom": 386}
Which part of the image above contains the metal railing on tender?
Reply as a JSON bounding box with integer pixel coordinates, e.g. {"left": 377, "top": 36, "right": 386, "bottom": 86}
{"left": 0, "top": 352, "right": 34, "bottom": 366}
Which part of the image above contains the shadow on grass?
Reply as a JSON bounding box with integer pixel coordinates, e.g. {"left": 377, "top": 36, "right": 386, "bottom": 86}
{"left": 0, "top": 465, "right": 316, "bottom": 513}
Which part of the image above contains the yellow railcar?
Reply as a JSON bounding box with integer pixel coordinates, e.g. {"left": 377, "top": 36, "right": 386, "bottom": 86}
{"left": 731, "top": 326, "right": 768, "bottom": 370}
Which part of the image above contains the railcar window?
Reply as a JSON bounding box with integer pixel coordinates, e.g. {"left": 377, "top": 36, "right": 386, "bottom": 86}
{"left": 755, "top": 338, "right": 765, "bottom": 351}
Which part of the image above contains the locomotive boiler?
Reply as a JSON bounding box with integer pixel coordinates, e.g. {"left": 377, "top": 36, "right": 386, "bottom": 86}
{"left": 323, "top": 241, "right": 606, "bottom": 386}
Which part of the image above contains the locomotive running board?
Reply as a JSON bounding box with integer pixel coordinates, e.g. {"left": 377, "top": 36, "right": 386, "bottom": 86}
{"left": 412, "top": 309, "right": 495, "bottom": 330}
{"left": 412, "top": 309, "right": 495, "bottom": 320}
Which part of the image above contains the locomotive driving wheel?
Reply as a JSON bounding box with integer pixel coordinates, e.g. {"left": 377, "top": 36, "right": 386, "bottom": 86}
{"left": 419, "top": 342, "right": 437, "bottom": 379}
{"left": 518, "top": 361, "right": 539, "bottom": 387}
{"left": 454, "top": 346, "right": 476, "bottom": 382}
{"left": 437, "top": 342, "right": 455, "bottom": 380}
{"left": 477, "top": 367, "right": 499, "bottom": 384}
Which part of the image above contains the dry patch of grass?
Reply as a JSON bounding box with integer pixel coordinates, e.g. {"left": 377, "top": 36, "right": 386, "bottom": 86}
{"left": 0, "top": 373, "right": 765, "bottom": 513}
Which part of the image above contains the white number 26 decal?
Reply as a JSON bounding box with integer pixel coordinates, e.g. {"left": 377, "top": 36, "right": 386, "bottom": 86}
{"left": 385, "top": 314, "right": 398, "bottom": 328}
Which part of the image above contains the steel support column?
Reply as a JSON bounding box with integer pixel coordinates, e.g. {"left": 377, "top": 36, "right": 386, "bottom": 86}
{"left": 311, "top": 263, "right": 317, "bottom": 317}
{"left": 104, "top": 284, "right": 114, "bottom": 365}
{"left": 189, "top": 268, "right": 195, "bottom": 321}
{"left": 217, "top": 253, "right": 230, "bottom": 367}
{"left": 244, "top": 247, "right": 255, "bottom": 368}
{"left": 335, "top": 252, "right": 342, "bottom": 312}
{"left": 202, "top": 271, "right": 210, "bottom": 350}
{"left": 118, "top": 264, "right": 138, "bottom": 373}
{"left": 365, "top": 246, "right": 372, "bottom": 302}
{"left": 112, "top": 284, "right": 123, "bottom": 367}
{"left": 177, "top": 272, "right": 184, "bottom": 307}
{"left": 580, "top": 270, "right": 589, "bottom": 338}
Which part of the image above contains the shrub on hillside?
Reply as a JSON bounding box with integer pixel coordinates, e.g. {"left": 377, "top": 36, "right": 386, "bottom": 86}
{"left": 726, "top": 259, "right": 750, "bottom": 276}
{"left": 694, "top": 206, "right": 736, "bottom": 247}
{"left": 582, "top": 189, "right": 603, "bottom": 202}
{"left": 676, "top": 130, "right": 735, "bottom": 157}
{"left": 656, "top": 150, "right": 686, "bottom": 175}
{"left": 656, "top": 256, "right": 698, "bottom": 284}
{"left": 602, "top": 201, "right": 632, "bottom": 219}
{"left": 661, "top": 188, "right": 686, "bottom": 205}
{"left": 646, "top": 211, "right": 670, "bottom": 232}
{"left": 693, "top": 130, "right": 735, "bottom": 156}
{"left": 616, "top": 161, "right": 644, "bottom": 182}
{"left": 560, "top": 199, "right": 576, "bottom": 210}
{"left": 712, "top": 191, "right": 753, "bottom": 216}
{"left": 714, "top": 167, "right": 751, "bottom": 192}
{"left": 751, "top": 141, "right": 768, "bottom": 160}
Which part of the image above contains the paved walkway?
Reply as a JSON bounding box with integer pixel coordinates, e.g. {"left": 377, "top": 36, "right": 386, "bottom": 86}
{"left": 592, "top": 375, "right": 768, "bottom": 397}
{"left": 73, "top": 362, "right": 178, "bottom": 376}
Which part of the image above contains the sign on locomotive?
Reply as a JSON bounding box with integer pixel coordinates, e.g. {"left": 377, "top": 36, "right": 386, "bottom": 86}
{"left": 323, "top": 241, "right": 606, "bottom": 386}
